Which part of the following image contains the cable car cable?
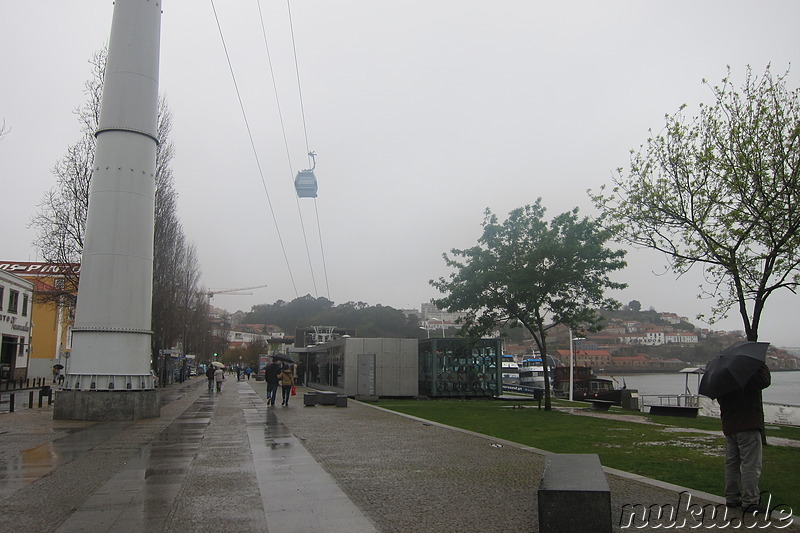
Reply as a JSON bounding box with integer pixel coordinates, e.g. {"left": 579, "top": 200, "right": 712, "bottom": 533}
{"left": 210, "top": 0, "right": 299, "bottom": 297}
{"left": 314, "top": 200, "right": 331, "bottom": 300}
{"left": 256, "top": 0, "right": 319, "bottom": 298}
{"left": 286, "top": 0, "right": 331, "bottom": 299}
{"left": 286, "top": 0, "right": 311, "bottom": 157}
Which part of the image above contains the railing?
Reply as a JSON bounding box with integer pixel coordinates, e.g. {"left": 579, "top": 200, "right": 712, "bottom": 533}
{"left": 638, "top": 393, "right": 699, "bottom": 410}
{"left": 636, "top": 394, "right": 800, "bottom": 426}
{"left": 0, "top": 378, "right": 55, "bottom": 413}
{"left": 2, "top": 377, "right": 51, "bottom": 390}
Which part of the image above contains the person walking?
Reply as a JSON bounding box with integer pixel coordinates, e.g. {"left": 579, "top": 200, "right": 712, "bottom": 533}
{"left": 245, "top": 366, "right": 252, "bottom": 380}
{"left": 278, "top": 364, "right": 295, "bottom": 406}
{"left": 264, "top": 357, "right": 282, "bottom": 406}
{"left": 718, "top": 362, "right": 771, "bottom": 513}
{"left": 214, "top": 365, "right": 225, "bottom": 393}
{"left": 206, "top": 365, "right": 216, "bottom": 392}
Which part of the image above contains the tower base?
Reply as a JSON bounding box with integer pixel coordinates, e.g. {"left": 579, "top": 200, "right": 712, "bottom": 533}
{"left": 54, "top": 390, "right": 160, "bottom": 420}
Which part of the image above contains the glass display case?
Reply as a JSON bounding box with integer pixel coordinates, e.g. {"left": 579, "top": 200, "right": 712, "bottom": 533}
{"left": 418, "top": 338, "right": 502, "bottom": 397}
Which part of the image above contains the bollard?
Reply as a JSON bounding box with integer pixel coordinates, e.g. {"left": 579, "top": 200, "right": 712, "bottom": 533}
{"left": 39, "top": 386, "right": 52, "bottom": 408}
{"left": 9, "top": 393, "right": 14, "bottom": 412}
{"left": 29, "top": 390, "right": 35, "bottom": 408}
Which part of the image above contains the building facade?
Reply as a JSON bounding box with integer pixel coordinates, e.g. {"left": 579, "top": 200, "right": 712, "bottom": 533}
{"left": 294, "top": 336, "right": 503, "bottom": 399}
{"left": 0, "top": 269, "right": 34, "bottom": 381}
{"left": 295, "top": 337, "right": 419, "bottom": 397}
{"left": 0, "top": 262, "right": 79, "bottom": 379}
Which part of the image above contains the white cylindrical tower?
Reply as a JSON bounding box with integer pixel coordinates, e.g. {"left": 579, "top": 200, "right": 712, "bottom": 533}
{"left": 59, "top": 0, "right": 162, "bottom": 412}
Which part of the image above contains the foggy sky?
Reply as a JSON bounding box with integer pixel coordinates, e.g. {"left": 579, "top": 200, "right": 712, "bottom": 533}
{"left": 2, "top": 1, "right": 798, "bottom": 345}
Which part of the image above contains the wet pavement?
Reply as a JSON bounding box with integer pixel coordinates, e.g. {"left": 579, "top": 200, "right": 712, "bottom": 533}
{"left": 0, "top": 379, "right": 375, "bottom": 533}
{"left": 0, "top": 378, "right": 798, "bottom": 532}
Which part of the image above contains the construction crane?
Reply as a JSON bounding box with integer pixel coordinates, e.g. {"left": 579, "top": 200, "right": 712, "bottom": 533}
{"left": 206, "top": 284, "right": 268, "bottom": 299}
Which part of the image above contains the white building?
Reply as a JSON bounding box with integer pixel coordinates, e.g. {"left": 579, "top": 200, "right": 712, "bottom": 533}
{"left": 665, "top": 333, "right": 699, "bottom": 344}
{"left": 0, "top": 270, "right": 34, "bottom": 381}
{"left": 619, "top": 332, "right": 665, "bottom": 346}
{"left": 227, "top": 329, "right": 272, "bottom": 346}
{"left": 419, "top": 303, "right": 464, "bottom": 323}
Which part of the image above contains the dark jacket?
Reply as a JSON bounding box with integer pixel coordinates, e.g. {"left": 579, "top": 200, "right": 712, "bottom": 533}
{"left": 718, "top": 363, "right": 771, "bottom": 436}
{"left": 264, "top": 362, "right": 282, "bottom": 385}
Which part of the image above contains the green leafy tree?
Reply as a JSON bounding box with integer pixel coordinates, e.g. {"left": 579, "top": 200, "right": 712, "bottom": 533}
{"left": 591, "top": 66, "right": 800, "bottom": 341}
{"left": 430, "top": 200, "right": 627, "bottom": 410}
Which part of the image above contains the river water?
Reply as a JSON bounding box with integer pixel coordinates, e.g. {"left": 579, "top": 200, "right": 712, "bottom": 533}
{"left": 599, "top": 370, "right": 800, "bottom": 407}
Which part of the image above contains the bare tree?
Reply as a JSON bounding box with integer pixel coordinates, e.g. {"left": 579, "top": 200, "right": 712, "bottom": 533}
{"left": 178, "top": 245, "right": 210, "bottom": 357}
{"left": 150, "top": 100, "right": 186, "bottom": 357}
{"left": 28, "top": 51, "right": 104, "bottom": 305}
{"left": 29, "top": 47, "right": 209, "bottom": 361}
{"left": 592, "top": 66, "right": 800, "bottom": 341}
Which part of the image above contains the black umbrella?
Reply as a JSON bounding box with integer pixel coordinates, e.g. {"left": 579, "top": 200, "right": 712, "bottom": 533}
{"left": 271, "top": 354, "right": 297, "bottom": 364}
{"left": 53, "top": 364, "right": 65, "bottom": 369}
{"left": 698, "top": 341, "right": 769, "bottom": 399}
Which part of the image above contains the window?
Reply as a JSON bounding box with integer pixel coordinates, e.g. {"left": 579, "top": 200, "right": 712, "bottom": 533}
{"left": 22, "top": 294, "right": 29, "bottom": 317}
{"left": 0, "top": 286, "right": 3, "bottom": 311}
{"left": 8, "top": 290, "right": 19, "bottom": 314}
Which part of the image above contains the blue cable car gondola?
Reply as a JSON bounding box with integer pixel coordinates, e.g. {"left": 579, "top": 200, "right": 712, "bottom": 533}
{"left": 294, "top": 151, "right": 318, "bottom": 198}
{"left": 295, "top": 169, "right": 317, "bottom": 198}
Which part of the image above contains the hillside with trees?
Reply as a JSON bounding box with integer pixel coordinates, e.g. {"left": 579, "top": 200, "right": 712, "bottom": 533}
{"left": 242, "top": 296, "right": 422, "bottom": 339}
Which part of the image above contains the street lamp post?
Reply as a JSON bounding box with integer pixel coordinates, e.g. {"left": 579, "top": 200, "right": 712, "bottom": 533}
{"left": 569, "top": 330, "right": 574, "bottom": 401}
{"left": 568, "top": 329, "right": 585, "bottom": 401}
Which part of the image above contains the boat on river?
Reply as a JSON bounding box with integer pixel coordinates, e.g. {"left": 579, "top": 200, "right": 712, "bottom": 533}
{"left": 552, "top": 365, "right": 622, "bottom": 405}
{"left": 519, "top": 356, "right": 547, "bottom": 389}
{"left": 501, "top": 355, "right": 520, "bottom": 385}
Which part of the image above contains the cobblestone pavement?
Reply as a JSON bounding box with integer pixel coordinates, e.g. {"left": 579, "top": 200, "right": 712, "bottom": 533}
{"left": 253, "top": 383, "right": 800, "bottom": 533}
{"left": 1, "top": 379, "right": 797, "bottom": 532}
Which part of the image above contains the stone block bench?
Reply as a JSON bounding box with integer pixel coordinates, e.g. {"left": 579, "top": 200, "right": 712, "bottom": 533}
{"left": 316, "top": 391, "right": 338, "bottom": 405}
{"left": 648, "top": 405, "right": 699, "bottom": 418}
{"left": 588, "top": 399, "right": 613, "bottom": 411}
{"left": 303, "top": 392, "right": 317, "bottom": 406}
{"left": 538, "top": 453, "right": 611, "bottom": 533}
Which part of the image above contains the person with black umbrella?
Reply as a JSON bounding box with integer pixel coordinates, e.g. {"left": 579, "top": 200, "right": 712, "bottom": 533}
{"left": 52, "top": 364, "right": 63, "bottom": 384}
{"left": 701, "top": 341, "right": 771, "bottom": 514}
{"left": 264, "top": 356, "right": 282, "bottom": 406}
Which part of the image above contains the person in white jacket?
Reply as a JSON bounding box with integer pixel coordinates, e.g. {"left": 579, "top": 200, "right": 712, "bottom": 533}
{"left": 214, "top": 366, "right": 225, "bottom": 392}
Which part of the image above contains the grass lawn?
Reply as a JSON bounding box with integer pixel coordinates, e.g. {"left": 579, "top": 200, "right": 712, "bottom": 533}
{"left": 378, "top": 398, "right": 800, "bottom": 512}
